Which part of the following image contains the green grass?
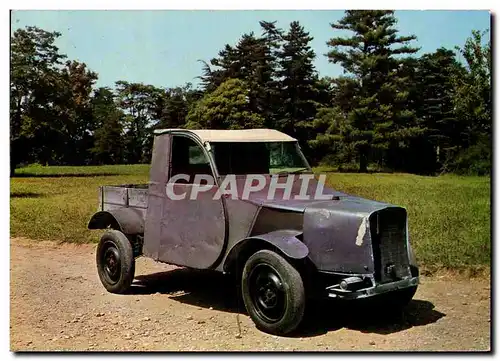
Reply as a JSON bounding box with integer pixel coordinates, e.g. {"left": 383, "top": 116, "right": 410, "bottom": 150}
{"left": 10, "top": 165, "right": 490, "bottom": 269}
{"left": 322, "top": 172, "right": 491, "bottom": 269}
{"left": 15, "top": 163, "right": 150, "bottom": 177}
{"left": 10, "top": 165, "right": 150, "bottom": 244}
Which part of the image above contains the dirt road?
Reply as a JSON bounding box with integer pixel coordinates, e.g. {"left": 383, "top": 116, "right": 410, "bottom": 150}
{"left": 10, "top": 238, "right": 491, "bottom": 351}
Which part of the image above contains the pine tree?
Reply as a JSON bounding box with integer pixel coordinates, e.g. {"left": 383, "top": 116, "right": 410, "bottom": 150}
{"left": 322, "top": 10, "right": 420, "bottom": 172}
{"left": 199, "top": 44, "right": 239, "bottom": 93}
{"left": 199, "top": 29, "right": 278, "bottom": 126}
{"left": 409, "top": 48, "right": 460, "bottom": 173}
{"left": 275, "top": 21, "right": 319, "bottom": 147}
{"left": 185, "top": 78, "right": 264, "bottom": 129}
{"left": 449, "top": 30, "right": 491, "bottom": 175}
{"left": 258, "top": 21, "right": 284, "bottom": 128}
{"left": 156, "top": 83, "right": 202, "bottom": 129}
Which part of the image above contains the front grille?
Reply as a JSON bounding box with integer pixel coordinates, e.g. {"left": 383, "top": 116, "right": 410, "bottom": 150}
{"left": 370, "top": 208, "right": 411, "bottom": 283}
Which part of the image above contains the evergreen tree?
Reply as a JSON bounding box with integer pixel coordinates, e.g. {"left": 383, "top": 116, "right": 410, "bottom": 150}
{"left": 156, "top": 83, "right": 203, "bottom": 129}
{"left": 275, "top": 21, "right": 320, "bottom": 155}
{"left": 453, "top": 30, "right": 491, "bottom": 142}
{"left": 409, "top": 48, "right": 460, "bottom": 173}
{"left": 321, "top": 10, "right": 420, "bottom": 172}
{"left": 185, "top": 78, "right": 264, "bottom": 129}
{"left": 199, "top": 43, "right": 239, "bottom": 93}
{"left": 259, "top": 21, "right": 284, "bottom": 128}
{"left": 449, "top": 30, "right": 491, "bottom": 174}
{"left": 199, "top": 30, "right": 277, "bottom": 126}
{"left": 9, "top": 22, "right": 492, "bottom": 175}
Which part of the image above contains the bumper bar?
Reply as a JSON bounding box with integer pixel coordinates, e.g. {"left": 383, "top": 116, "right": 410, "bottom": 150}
{"left": 327, "top": 276, "right": 419, "bottom": 300}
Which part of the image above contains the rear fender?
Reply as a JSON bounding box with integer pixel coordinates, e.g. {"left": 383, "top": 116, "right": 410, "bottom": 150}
{"left": 223, "top": 229, "right": 309, "bottom": 273}
{"left": 88, "top": 208, "right": 144, "bottom": 235}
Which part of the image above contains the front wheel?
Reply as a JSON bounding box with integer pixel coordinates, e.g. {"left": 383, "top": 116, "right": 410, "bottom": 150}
{"left": 96, "top": 230, "right": 135, "bottom": 294}
{"left": 241, "top": 250, "right": 305, "bottom": 335}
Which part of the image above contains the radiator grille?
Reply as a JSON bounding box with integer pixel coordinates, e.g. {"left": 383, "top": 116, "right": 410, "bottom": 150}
{"left": 370, "top": 208, "right": 411, "bottom": 283}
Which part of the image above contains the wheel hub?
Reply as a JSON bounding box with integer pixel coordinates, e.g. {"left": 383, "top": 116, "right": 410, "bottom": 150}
{"left": 101, "top": 242, "right": 121, "bottom": 284}
{"left": 249, "top": 264, "right": 286, "bottom": 323}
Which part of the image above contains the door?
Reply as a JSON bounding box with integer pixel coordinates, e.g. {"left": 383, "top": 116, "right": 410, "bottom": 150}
{"left": 154, "top": 134, "right": 226, "bottom": 269}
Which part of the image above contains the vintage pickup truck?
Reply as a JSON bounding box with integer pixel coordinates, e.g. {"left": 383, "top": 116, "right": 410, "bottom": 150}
{"left": 88, "top": 128, "right": 419, "bottom": 335}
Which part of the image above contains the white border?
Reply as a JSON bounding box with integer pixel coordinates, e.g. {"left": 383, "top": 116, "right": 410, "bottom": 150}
{"left": 4, "top": 0, "right": 497, "bottom": 10}
{"left": 4, "top": 2, "right": 496, "bottom": 360}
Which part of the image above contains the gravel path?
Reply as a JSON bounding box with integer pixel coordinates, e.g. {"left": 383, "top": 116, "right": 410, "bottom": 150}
{"left": 10, "top": 238, "right": 491, "bottom": 351}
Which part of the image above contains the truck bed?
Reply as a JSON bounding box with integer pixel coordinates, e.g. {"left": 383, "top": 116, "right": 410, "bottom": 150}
{"left": 99, "top": 184, "right": 148, "bottom": 218}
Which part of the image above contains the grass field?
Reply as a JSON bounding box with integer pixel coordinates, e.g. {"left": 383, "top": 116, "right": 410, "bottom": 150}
{"left": 10, "top": 164, "right": 491, "bottom": 270}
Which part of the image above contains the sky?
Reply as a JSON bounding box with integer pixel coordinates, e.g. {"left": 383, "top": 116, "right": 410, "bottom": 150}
{"left": 10, "top": 10, "right": 491, "bottom": 89}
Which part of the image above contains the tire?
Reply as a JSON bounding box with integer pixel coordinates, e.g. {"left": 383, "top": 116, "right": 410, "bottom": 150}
{"left": 241, "top": 250, "right": 305, "bottom": 335}
{"left": 96, "top": 230, "right": 135, "bottom": 294}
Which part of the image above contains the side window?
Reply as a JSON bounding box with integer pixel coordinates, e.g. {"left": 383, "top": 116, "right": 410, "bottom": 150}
{"left": 189, "top": 145, "right": 209, "bottom": 165}
{"left": 268, "top": 143, "right": 282, "bottom": 167}
{"left": 171, "top": 136, "right": 212, "bottom": 184}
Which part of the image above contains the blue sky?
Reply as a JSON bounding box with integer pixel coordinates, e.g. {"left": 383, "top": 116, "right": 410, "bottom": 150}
{"left": 11, "top": 10, "right": 491, "bottom": 89}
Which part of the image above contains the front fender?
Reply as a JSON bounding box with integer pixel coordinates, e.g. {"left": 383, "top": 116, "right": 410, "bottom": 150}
{"left": 88, "top": 208, "right": 144, "bottom": 235}
{"left": 223, "top": 229, "right": 309, "bottom": 272}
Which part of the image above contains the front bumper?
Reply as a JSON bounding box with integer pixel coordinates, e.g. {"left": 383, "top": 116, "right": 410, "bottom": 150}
{"left": 326, "top": 276, "right": 419, "bottom": 300}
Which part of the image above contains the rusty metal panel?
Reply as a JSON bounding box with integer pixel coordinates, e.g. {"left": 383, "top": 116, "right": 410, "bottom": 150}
{"left": 143, "top": 197, "right": 162, "bottom": 260}
{"left": 225, "top": 199, "right": 260, "bottom": 244}
{"left": 215, "top": 199, "right": 259, "bottom": 271}
{"left": 97, "top": 187, "right": 103, "bottom": 211}
{"left": 101, "top": 203, "right": 146, "bottom": 221}
{"left": 102, "top": 203, "right": 124, "bottom": 212}
{"left": 132, "top": 207, "right": 147, "bottom": 220}
{"left": 158, "top": 184, "right": 225, "bottom": 269}
{"left": 103, "top": 186, "right": 128, "bottom": 207}
{"left": 128, "top": 188, "right": 148, "bottom": 209}
{"left": 143, "top": 134, "right": 171, "bottom": 260}
{"left": 227, "top": 175, "right": 348, "bottom": 211}
{"left": 222, "top": 229, "right": 309, "bottom": 272}
{"left": 250, "top": 229, "right": 308, "bottom": 259}
{"left": 250, "top": 207, "right": 303, "bottom": 236}
{"left": 88, "top": 208, "right": 144, "bottom": 234}
{"left": 302, "top": 198, "right": 397, "bottom": 274}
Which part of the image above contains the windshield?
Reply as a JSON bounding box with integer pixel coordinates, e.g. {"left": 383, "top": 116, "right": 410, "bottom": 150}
{"left": 211, "top": 141, "right": 310, "bottom": 175}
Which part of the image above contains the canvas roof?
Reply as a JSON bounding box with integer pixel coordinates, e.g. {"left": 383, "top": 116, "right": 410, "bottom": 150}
{"left": 153, "top": 128, "right": 297, "bottom": 143}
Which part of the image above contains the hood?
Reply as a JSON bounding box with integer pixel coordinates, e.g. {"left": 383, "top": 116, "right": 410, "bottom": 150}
{"left": 227, "top": 174, "right": 395, "bottom": 213}
{"left": 223, "top": 174, "right": 406, "bottom": 274}
{"left": 302, "top": 197, "right": 406, "bottom": 274}
{"left": 226, "top": 174, "right": 350, "bottom": 211}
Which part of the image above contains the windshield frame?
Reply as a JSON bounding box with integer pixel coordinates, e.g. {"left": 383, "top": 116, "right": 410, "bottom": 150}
{"left": 206, "top": 140, "right": 313, "bottom": 177}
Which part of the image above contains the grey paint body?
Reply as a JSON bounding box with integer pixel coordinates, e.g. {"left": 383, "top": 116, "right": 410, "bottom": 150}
{"left": 89, "top": 130, "right": 418, "bottom": 298}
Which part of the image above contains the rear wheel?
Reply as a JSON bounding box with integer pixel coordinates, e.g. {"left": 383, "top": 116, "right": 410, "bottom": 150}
{"left": 96, "top": 230, "right": 135, "bottom": 294}
{"left": 241, "top": 250, "right": 305, "bottom": 335}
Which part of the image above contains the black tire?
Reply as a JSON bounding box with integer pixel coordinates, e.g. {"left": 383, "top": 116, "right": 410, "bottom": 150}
{"left": 96, "top": 230, "right": 135, "bottom": 294}
{"left": 241, "top": 250, "right": 305, "bottom": 335}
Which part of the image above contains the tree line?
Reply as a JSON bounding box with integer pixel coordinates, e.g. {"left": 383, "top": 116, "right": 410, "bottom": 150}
{"left": 10, "top": 10, "right": 491, "bottom": 175}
